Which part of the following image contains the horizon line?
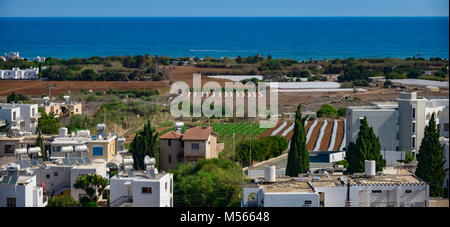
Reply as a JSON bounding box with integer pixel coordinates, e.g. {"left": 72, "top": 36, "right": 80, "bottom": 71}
{"left": 0, "top": 16, "right": 448, "bottom": 18}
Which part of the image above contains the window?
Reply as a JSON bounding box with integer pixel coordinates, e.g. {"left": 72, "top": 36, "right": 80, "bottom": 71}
{"left": 170, "top": 179, "right": 173, "bottom": 193}
{"left": 54, "top": 172, "right": 58, "bottom": 177}
{"left": 359, "top": 117, "right": 364, "bottom": 125}
{"left": 13, "top": 112, "right": 16, "bottom": 120}
{"left": 412, "top": 122, "right": 415, "bottom": 133}
{"left": 46, "top": 174, "right": 50, "bottom": 179}
{"left": 168, "top": 140, "right": 172, "bottom": 146}
{"left": 304, "top": 200, "right": 312, "bottom": 205}
{"left": 53, "top": 146, "right": 61, "bottom": 153}
{"left": 142, "top": 187, "right": 152, "bottom": 194}
{"left": 372, "top": 190, "right": 382, "bottom": 193}
{"left": 168, "top": 155, "right": 172, "bottom": 164}
{"left": 7, "top": 198, "right": 16, "bottom": 207}
{"left": 405, "top": 190, "right": 412, "bottom": 193}
{"left": 192, "top": 143, "right": 199, "bottom": 150}
{"left": 165, "top": 182, "right": 168, "bottom": 192}
{"left": 412, "top": 108, "right": 415, "bottom": 119}
{"left": 93, "top": 146, "right": 103, "bottom": 156}
{"left": 32, "top": 108, "right": 35, "bottom": 117}
{"left": 4, "top": 145, "right": 15, "bottom": 154}
{"left": 412, "top": 137, "right": 415, "bottom": 149}
{"left": 444, "top": 123, "right": 449, "bottom": 132}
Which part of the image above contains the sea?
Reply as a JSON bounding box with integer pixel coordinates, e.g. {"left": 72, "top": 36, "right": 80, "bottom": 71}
{"left": 0, "top": 17, "right": 448, "bottom": 60}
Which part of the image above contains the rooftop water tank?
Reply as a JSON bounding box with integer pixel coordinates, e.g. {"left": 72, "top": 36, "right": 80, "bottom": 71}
{"left": 59, "top": 127, "right": 68, "bottom": 137}
{"left": 61, "top": 146, "right": 74, "bottom": 153}
{"left": 174, "top": 122, "right": 184, "bottom": 133}
{"left": 43, "top": 96, "right": 50, "bottom": 106}
{"left": 14, "top": 148, "right": 28, "bottom": 156}
{"left": 97, "top": 123, "right": 106, "bottom": 134}
{"left": 63, "top": 96, "right": 70, "bottom": 104}
{"left": 77, "top": 130, "right": 90, "bottom": 137}
{"left": 365, "top": 160, "right": 376, "bottom": 177}
{"left": 264, "top": 165, "right": 276, "bottom": 183}
{"left": 74, "top": 145, "right": 88, "bottom": 153}
{"left": 28, "top": 147, "right": 41, "bottom": 154}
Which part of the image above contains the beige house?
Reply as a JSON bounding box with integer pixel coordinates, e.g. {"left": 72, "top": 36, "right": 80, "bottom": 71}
{"left": 159, "top": 126, "right": 223, "bottom": 170}
{"left": 0, "top": 135, "right": 53, "bottom": 157}
{"left": 41, "top": 96, "right": 82, "bottom": 118}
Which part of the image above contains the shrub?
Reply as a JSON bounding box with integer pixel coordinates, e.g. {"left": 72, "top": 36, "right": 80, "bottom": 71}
{"left": 317, "top": 104, "right": 338, "bottom": 118}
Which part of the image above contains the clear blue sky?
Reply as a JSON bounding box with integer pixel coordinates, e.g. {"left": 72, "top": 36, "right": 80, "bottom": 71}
{"left": 0, "top": 0, "right": 448, "bottom": 17}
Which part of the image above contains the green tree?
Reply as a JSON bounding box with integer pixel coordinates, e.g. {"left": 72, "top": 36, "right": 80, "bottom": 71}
{"left": 170, "top": 158, "right": 244, "bottom": 207}
{"left": 35, "top": 130, "right": 47, "bottom": 161}
{"left": 286, "top": 104, "right": 309, "bottom": 176}
{"left": 37, "top": 109, "right": 60, "bottom": 134}
{"left": 415, "top": 113, "right": 446, "bottom": 197}
{"left": 47, "top": 195, "right": 81, "bottom": 207}
{"left": 73, "top": 174, "right": 108, "bottom": 206}
{"left": 317, "top": 104, "right": 339, "bottom": 118}
{"left": 346, "top": 117, "right": 386, "bottom": 174}
{"left": 7, "top": 92, "right": 30, "bottom": 103}
{"left": 130, "top": 120, "right": 159, "bottom": 170}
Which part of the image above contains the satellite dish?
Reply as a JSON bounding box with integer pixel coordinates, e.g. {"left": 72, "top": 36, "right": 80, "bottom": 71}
{"left": 144, "top": 155, "right": 151, "bottom": 165}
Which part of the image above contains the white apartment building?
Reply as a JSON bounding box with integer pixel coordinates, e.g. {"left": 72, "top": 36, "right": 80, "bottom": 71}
{"left": 110, "top": 157, "right": 173, "bottom": 207}
{"left": 242, "top": 164, "right": 430, "bottom": 207}
{"left": 4, "top": 52, "right": 22, "bottom": 60}
{"left": 0, "top": 164, "right": 47, "bottom": 207}
{"left": 0, "top": 103, "right": 40, "bottom": 134}
{"left": 0, "top": 67, "right": 39, "bottom": 80}
{"left": 346, "top": 92, "right": 449, "bottom": 157}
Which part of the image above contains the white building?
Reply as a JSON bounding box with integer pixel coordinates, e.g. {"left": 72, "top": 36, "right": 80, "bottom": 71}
{"left": 0, "top": 67, "right": 39, "bottom": 80}
{"left": 242, "top": 164, "right": 430, "bottom": 207}
{"left": 4, "top": 52, "right": 22, "bottom": 60}
{"left": 34, "top": 56, "right": 46, "bottom": 63}
{"left": 346, "top": 92, "right": 449, "bottom": 157}
{"left": 0, "top": 164, "right": 47, "bottom": 207}
{"left": 110, "top": 157, "right": 173, "bottom": 207}
{"left": 0, "top": 103, "right": 40, "bottom": 134}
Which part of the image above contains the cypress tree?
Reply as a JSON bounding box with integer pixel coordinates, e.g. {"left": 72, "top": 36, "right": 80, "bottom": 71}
{"left": 130, "top": 120, "right": 159, "bottom": 170}
{"left": 415, "top": 113, "right": 445, "bottom": 197}
{"left": 286, "top": 104, "right": 309, "bottom": 176}
{"left": 35, "top": 130, "right": 47, "bottom": 161}
{"left": 347, "top": 117, "right": 385, "bottom": 174}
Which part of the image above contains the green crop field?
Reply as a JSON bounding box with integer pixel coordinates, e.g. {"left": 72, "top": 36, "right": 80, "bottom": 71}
{"left": 211, "top": 122, "right": 269, "bottom": 159}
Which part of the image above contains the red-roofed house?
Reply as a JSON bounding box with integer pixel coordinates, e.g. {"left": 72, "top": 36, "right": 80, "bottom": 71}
{"left": 158, "top": 126, "right": 222, "bottom": 170}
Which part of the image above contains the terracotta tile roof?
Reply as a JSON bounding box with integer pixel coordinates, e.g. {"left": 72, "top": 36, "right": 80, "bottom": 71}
{"left": 182, "top": 126, "right": 212, "bottom": 141}
{"left": 159, "top": 130, "right": 183, "bottom": 140}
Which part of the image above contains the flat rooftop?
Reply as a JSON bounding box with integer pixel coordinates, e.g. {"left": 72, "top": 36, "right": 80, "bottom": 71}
{"left": 308, "top": 169, "right": 425, "bottom": 187}
{"left": 253, "top": 177, "right": 315, "bottom": 193}
{"left": 114, "top": 170, "right": 168, "bottom": 181}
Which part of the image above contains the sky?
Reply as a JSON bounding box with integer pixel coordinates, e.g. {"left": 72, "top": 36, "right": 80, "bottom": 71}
{"left": 0, "top": 0, "right": 448, "bottom": 17}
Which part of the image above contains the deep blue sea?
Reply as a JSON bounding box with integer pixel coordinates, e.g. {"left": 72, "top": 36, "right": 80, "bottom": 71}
{"left": 0, "top": 17, "right": 448, "bottom": 60}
